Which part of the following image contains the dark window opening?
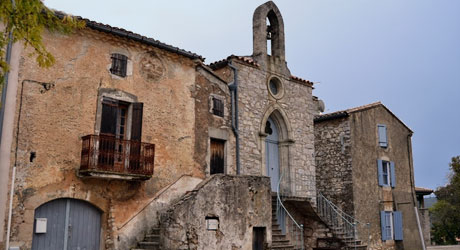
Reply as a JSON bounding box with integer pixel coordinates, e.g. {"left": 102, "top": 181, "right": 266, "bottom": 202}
{"left": 210, "top": 139, "right": 225, "bottom": 174}
{"left": 252, "top": 227, "right": 266, "bottom": 250}
{"left": 212, "top": 97, "right": 224, "bottom": 117}
{"left": 269, "top": 79, "right": 279, "bottom": 95}
{"left": 265, "top": 121, "right": 273, "bottom": 135}
{"left": 110, "top": 53, "right": 128, "bottom": 77}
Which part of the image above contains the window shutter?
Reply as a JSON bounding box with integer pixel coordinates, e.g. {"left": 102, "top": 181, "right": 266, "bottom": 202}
{"left": 390, "top": 161, "right": 396, "bottom": 188}
{"left": 378, "top": 124, "right": 388, "bottom": 147}
{"left": 378, "top": 160, "right": 384, "bottom": 186}
{"left": 101, "top": 98, "right": 118, "bottom": 135}
{"left": 380, "top": 211, "right": 388, "bottom": 240}
{"left": 131, "top": 103, "right": 143, "bottom": 141}
{"left": 393, "top": 211, "right": 404, "bottom": 240}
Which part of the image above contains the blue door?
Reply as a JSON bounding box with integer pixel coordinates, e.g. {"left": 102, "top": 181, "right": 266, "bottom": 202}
{"left": 265, "top": 118, "right": 280, "bottom": 192}
{"left": 31, "top": 198, "right": 101, "bottom": 250}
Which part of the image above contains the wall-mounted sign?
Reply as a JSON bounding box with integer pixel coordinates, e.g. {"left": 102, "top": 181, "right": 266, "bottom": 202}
{"left": 206, "top": 217, "right": 219, "bottom": 231}
{"left": 35, "top": 218, "right": 47, "bottom": 234}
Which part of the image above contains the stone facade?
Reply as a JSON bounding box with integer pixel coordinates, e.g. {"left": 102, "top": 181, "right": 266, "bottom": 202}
{"left": 315, "top": 103, "right": 424, "bottom": 250}
{"left": 315, "top": 116, "right": 354, "bottom": 215}
{"left": 1, "top": 2, "right": 426, "bottom": 250}
{"left": 160, "top": 175, "right": 271, "bottom": 250}
{"left": 4, "top": 24, "right": 205, "bottom": 249}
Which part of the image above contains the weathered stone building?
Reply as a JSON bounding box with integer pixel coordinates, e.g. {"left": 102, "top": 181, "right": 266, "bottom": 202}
{"left": 315, "top": 102, "right": 425, "bottom": 250}
{"left": 0, "top": 1, "right": 426, "bottom": 250}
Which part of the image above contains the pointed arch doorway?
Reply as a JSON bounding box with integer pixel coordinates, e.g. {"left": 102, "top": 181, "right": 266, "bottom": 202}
{"left": 265, "top": 117, "right": 280, "bottom": 192}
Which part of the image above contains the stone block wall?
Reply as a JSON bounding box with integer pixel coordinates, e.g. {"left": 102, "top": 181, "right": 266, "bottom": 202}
{"left": 194, "top": 67, "right": 236, "bottom": 176}
{"left": 7, "top": 27, "right": 203, "bottom": 249}
{"left": 314, "top": 117, "right": 354, "bottom": 215}
{"left": 224, "top": 60, "right": 315, "bottom": 198}
{"left": 419, "top": 208, "right": 431, "bottom": 246}
{"left": 160, "top": 175, "right": 272, "bottom": 250}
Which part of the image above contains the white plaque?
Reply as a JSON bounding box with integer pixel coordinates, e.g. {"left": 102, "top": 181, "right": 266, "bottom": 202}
{"left": 35, "top": 218, "right": 47, "bottom": 233}
{"left": 206, "top": 219, "right": 219, "bottom": 230}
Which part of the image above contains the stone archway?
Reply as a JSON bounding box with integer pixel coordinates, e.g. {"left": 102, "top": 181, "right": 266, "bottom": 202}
{"left": 259, "top": 105, "right": 294, "bottom": 194}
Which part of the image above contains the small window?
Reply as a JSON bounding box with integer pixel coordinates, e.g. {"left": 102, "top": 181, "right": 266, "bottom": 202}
{"left": 378, "top": 124, "right": 388, "bottom": 148}
{"left": 378, "top": 160, "right": 395, "bottom": 187}
{"left": 110, "top": 53, "right": 128, "bottom": 77}
{"left": 380, "top": 211, "right": 403, "bottom": 241}
{"left": 212, "top": 97, "right": 224, "bottom": 117}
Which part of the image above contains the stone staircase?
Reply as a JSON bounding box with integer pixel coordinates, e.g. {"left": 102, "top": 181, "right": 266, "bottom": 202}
{"left": 315, "top": 193, "right": 367, "bottom": 250}
{"left": 271, "top": 195, "right": 296, "bottom": 249}
{"left": 132, "top": 227, "right": 161, "bottom": 250}
{"left": 313, "top": 227, "right": 345, "bottom": 250}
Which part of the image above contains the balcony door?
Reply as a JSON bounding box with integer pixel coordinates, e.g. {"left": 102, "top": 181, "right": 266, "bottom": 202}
{"left": 99, "top": 97, "right": 143, "bottom": 171}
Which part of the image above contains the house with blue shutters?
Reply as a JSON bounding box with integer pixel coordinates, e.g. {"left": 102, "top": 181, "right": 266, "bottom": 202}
{"left": 314, "top": 102, "right": 425, "bottom": 250}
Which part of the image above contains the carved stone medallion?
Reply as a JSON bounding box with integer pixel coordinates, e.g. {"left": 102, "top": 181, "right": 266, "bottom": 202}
{"left": 139, "top": 52, "right": 165, "bottom": 82}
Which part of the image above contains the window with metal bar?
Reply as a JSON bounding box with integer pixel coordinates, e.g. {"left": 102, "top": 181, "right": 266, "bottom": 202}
{"left": 110, "top": 53, "right": 128, "bottom": 77}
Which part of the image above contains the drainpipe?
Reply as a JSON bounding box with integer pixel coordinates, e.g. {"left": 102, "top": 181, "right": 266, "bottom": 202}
{"left": 227, "top": 60, "right": 240, "bottom": 175}
{"left": 1, "top": 1, "right": 17, "bottom": 248}
{"left": 0, "top": 24, "right": 14, "bottom": 140}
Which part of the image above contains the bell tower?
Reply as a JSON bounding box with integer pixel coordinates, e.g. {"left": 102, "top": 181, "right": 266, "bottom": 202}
{"left": 252, "top": 1, "right": 290, "bottom": 75}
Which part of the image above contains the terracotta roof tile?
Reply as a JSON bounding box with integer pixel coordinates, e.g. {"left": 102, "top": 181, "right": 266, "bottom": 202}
{"left": 209, "top": 55, "right": 260, "bottom": 69}
{"left": 315, "top": 102, "right": 413, "bottom": 133}
{"left": 415, "top": 187, "right": 434, "bottom": 194}
{"left": 290, "top": 75, "right": 314, "bottom": 85}
{"left": 53, "top": 11, "right": 203, "bottom": 61}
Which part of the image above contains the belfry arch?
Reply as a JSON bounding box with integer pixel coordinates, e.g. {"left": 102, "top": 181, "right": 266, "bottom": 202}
{"left": 259, "top": 105, "right": 294, "bottom": 194}
{"left": 252, "top": 1, "right": 290, "bottom": 75}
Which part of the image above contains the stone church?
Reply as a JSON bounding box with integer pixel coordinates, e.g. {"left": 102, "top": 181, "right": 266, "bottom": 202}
{"left": 0, "top": 1, "right": 425, "bottom": 250}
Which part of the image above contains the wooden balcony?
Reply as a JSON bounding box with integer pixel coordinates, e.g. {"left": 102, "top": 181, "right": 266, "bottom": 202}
{"left": 79, "top": 134, "right": 155, "bottom": 180}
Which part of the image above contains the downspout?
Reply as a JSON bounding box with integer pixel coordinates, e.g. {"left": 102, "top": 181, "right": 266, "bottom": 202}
{"left": 228, "top": 60, "right": 240, "bottom": 175}
{"left": 407, "top": 133, "right": 426, "bottom": 250}
{"left": 0, "top": 23, "right": 14, "bottom": 139}
{"left": 1, "top": 1, "right": 16, "bottom": 247}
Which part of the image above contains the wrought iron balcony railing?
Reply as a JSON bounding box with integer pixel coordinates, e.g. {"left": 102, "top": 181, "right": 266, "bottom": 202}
{"left": 80, "top": 134, "right": 155, "bottom": 180}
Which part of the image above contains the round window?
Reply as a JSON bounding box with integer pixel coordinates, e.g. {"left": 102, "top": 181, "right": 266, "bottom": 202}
{"left": 269, "top": 80, "right": 278, "bottom": 95}
{"left": 267, "top": 77, "right": 284, "bottom": 99}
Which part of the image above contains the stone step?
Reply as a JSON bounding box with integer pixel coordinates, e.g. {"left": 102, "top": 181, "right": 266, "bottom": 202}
{"left": 344, "top": 245, "right": 367, "bottom": 250}
{"left": 273, "top": 239, "right": 291, "bottom": 245}
{"left": 271, "top": 244, "right": 295, "bottom": 249}
{"left": 138, "top": 241, "right": 160, "bottom": 249}
{"left": 150, "top": 228, "right": 160, "bottom": 235}
{"left": 144, "top": 234, "right": 160, "bottom": 242}
{"left": 272, "top": 233, "right": 288, "bottom": 241}
{"left": 316, "top": 237, "right": 343, "bottom": 249}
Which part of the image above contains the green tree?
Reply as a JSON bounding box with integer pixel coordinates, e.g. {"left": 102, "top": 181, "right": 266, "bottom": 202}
{"left": 430, "top": 156, "right": 460, "bottom": 245}
{"left": 0, "top": 0, "right": 84, "bottom": 82}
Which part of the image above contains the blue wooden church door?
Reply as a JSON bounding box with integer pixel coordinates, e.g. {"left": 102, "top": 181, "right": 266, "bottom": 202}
{"left": 265, "top": 118, "right": 280, "bottom": 192}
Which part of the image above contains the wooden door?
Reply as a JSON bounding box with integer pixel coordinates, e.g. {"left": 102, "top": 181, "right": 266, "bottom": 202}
{"left": 210, "top": 139, "right": 225, "bottom": 174}
{"left": 265, "top": 118, "right": 280, "bottom": 192}
{"left": 32, "top": 199, "right": 101, "bottom": 250}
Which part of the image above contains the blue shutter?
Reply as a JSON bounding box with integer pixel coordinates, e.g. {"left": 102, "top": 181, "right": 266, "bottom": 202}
{"left": 378, "top": 124, "right": 388, "bottom": 147}
{"left": 393, "top": 211, "right": 403, "bottom": 240}
{"left": 378, "top": 160, "right": 384, "bottom": 186}
{"left": 390, "top": 161, "right": 396, "bottom": 188}
{"left": 380, "top": 211, "right": 388, "bottom": 240}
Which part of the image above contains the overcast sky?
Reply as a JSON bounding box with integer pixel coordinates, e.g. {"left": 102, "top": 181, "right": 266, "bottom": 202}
{"left": 44, "top": 0, "right": 460, "bottom": 191}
